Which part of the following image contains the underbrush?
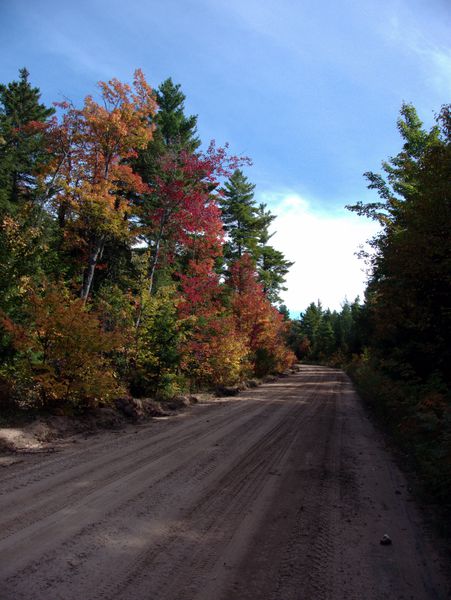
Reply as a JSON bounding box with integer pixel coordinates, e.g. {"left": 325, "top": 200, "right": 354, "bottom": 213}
{"left": 347, "top": 355, "right": 451, "bottom": 532}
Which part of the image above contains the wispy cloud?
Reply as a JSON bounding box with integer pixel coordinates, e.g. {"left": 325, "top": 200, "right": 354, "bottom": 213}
{"left": 415, "top": 45, "right": 451, "bottom": 97}
{"left": 381, "top": 3, "right": 451, "bottom": 97}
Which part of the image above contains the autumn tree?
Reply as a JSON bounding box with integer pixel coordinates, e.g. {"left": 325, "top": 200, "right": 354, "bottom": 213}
{"left": 132, "top": 78, "right": 202, "bottom": 302}
{"left": 0, "top": 68, "right": 296, "bottom": 407}
{"left": 229, "top": 254, "right": 295, "bottom": 376}
{"left": 177, "top": 255, "right": 249, "bottom": 388}
{"left": 2, "top": 282, "right": 124, "bottom": 407}
{"left": 130, "top": 80, "right": 250, "bottom": 385}
{"left": 46, "top": 70, "right": 157, "bottom": 302}
{"left": 174, "top": 175, "right": 251, "bottom": 388}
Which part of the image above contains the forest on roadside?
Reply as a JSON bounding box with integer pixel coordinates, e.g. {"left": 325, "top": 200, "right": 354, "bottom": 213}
{"left": 0, "top": 68, "right": 296, "bottom": 411}
{"left": 287, "top": 103, "right": 451, "bottom": 512}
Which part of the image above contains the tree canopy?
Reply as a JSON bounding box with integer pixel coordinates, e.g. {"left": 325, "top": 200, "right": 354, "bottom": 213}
{"left": 0, "top": 68, "right": 295, "bottom": 408}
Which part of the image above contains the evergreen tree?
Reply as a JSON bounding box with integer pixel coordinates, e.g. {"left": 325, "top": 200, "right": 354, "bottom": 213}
{"left": 278, "top": 304, "right": 290, "bottom": 320}
{"left": 134, "top": 78, "right": 200, "bottom": 186}
{"left": 315, "top": 312, "right": 336, "bottom": 358}
{"left": 287, "top": 298, "right": 365, "bottom": 363}
{"left": 346, "top": 106, "right": 451, "bottom": 506}
{"left": 0, "top": 68, "right": 55, "bottom": 214}
{"left": 220, "top": 175, "right": 293, "bottom": 303}
{"left": 335, "top": 301, "right": 353, "bottom": 353}
{"left": 347, "top": 103, "right": 440, "bottom": 232}
{"left": 154, "top": 78, "right": 200, "bottom": 152}
{"left": 300, "top": 301, "right": 323, "bottom": 355}
{"left": 0, "top": 69, "right": 296, "bottom": 411}
{"left": 256, "top": 242, "right": 293, "bottom": 304}
{"left": 254, "top": 202, "right": 293, "bottom": 303}
{"left": 219, "top": 169, "right": 259, "bottom": 261}
{"left": 348, "top": 103, "right": 451, "bottom": 383}
{"left": 0, "top": 69, "right": 57, "bottom": 318}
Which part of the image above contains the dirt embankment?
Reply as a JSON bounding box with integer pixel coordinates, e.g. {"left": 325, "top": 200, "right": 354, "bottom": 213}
{"left": 0, "top": 366, "right": 449, "bottom": 599}
{"left": 0, "top": 393, "right": 203, "bottom": 459}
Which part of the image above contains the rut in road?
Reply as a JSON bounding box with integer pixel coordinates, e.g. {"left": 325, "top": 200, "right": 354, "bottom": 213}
{"left": 0, "top": 365, "right": 449, "bottom": 600}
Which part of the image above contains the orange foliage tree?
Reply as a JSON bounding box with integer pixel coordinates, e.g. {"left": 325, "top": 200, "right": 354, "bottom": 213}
{"left": 2, "top": 283, "right": 125, "bottom": 407}
{"left": 229, "top": 254, "right": 296, "bottom": 376}
{"left": 46, "top": 70, "right": 157, "bottom": 301}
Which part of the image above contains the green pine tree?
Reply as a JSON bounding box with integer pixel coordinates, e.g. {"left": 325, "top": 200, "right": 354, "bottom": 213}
{"left": 220, "top": 174, "right": 293, "bottom": 303}
{"left": 0, "top": 69, "right": 57, "bottom": 318}
{"left": 134, "top": 77, "right": 200, "bottom": 186}
{"left": 348, "top": 103, "right": 451, "bottom": 383}
{"left": 219, "top": 169, "right": 259, "bottom": 261}
{"left": 0, "top": 68, "right": 55, "bottom": 214}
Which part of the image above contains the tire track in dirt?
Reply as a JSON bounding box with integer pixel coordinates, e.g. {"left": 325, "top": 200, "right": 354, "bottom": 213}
{"left": 218, "top": 369, "right": 450, "bottom": 600}
{"left": 0, "top": 377, "right": 321, "bottom": 598}
{"left": 0, "top": 398, "right": 253, "bottom": 497}
{"left": 214, "top": 367, "right": 342, "bottom": 600}
{"left": 99, "top": 396, "right": 320, "bottom": 600}
{"left": 0, "top": 397, "right": 290, "bottom": 568}
{"left": 0, "top": 398, "right": 272, "bottom": 538}
{"left": 1, "top": 366, "right": 449, "bottom": 600}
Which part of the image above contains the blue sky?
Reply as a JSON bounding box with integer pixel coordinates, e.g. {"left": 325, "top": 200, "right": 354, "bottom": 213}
{"left": 1, "top": 0, "right": 450, "bottom": 313}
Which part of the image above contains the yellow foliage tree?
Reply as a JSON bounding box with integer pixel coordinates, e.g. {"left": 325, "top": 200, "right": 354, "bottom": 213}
{"left": 2, "top": 283, "right": 125, "bottom": 407}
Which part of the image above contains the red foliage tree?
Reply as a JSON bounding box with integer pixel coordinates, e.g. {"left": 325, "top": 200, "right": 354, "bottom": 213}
{"left": 229, "top": 254, "right": 296, "bottom": 376}
{"left": 135, "top": 142, "right": 248, "bottom": 329}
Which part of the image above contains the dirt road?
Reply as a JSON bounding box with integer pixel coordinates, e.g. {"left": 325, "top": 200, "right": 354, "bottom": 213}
{"left": 0, "top": 366, "right": 449, "bottom": 599}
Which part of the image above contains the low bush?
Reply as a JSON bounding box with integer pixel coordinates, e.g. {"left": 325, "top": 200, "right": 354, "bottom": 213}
{"left": 1, "top": 283, "right": 125, "bottom": 409}
{"left": 347, "top": 354, "right": 451, "bottom": 518}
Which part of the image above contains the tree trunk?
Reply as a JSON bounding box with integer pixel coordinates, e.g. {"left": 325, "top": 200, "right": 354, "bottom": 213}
{"left": 81, "top": 236, "right": 105, "bottom": 303}
{"left": 135, "top": 213, "right": 167, "bottom": 331}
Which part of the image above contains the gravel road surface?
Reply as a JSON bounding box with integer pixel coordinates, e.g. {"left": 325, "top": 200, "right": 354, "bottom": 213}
{"left": 0, "top": 365, "right": 449, "bottom": 599}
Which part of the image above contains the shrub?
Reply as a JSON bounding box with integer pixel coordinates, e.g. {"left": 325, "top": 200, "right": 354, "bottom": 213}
{"left": 1, "top": 283, "right": 124, "bottom": 408}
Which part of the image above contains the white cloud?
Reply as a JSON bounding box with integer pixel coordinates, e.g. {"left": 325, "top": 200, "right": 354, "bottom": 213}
{"left": 265, "top": 193, "right": 381, "bottom": 314}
